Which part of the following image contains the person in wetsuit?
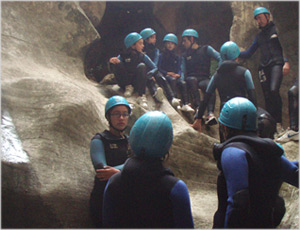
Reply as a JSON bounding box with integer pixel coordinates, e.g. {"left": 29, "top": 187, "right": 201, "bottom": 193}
{"left": 276, "top": 78, "right": 299, "bottom": 143}
{"left": 89, "top": 95, "right": 131, "bottom": 227}
{"left": 212, "top": 97, "right": 298, "bottom": 228}
{"left": 103, "top": 111, "right": 194, "bottom": 228}
{"left": 158, "top": 33, "right": 195, "bottom": 113}
{"left": 181, "top": 28, "right": 222, "bottom": 124}
{"left": 239, "top": 7, "right": 290, "bottom": 134}
{"left": 140, "top": 28, "right": 181, "bottom": 108}
{"left": 109, "top": 32, "right": 163, "bottom": 110}
{"left": 192, "top": 41, "right": 257, "bottom": 142}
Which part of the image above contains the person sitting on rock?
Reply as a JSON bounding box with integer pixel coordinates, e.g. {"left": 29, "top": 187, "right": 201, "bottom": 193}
{"left": 192, "top": 41, "right": 257, "bottom": 142}
{"left": 109, "top": 32, "right": 163, "bottom": 110}
{"left": 212, "top": 97, "right": 298, "bottom": 228}
{"left": 158, "top": 33, "right": 195, "bottom": 113}
{"left": 103, "top": 111, "right": 194, "bottom": 228}
{"left": 181, "top": 28, "right": 222, "bottom": 124}
{"left": 89, "top": 95, "right": 132, "bottom": 228}
{"left": 140, "top": 28, "right": 181, "bottom": 109}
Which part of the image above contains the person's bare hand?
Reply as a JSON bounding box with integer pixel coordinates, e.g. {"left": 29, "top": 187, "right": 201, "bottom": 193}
{"left": 96, "top": 166, "right": 120, "bottom": 181}
{"left": 109, "top": 57, "right": 120, "bottom": 64}
{"left": 283, "top": 61, "right": 290, "bottom": 76}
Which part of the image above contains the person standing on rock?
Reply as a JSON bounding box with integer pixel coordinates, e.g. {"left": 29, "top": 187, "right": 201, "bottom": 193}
{"left": 181, "top": 28, "right": 222, "bottom": 124}
{"left": 89, "top": 95, "right": 132, "bottom": 228}
{"left": 140, "top": 28, "right": 181, "bottom": 109}
{"left": 102, "top": 111, "right": 194, "bottom": 228}
{"left": 192, "top": 41, "right": 257, "bottom": 142}
{"left": 276, "top": 78, "right": 299, "bottom": 143}
{"left": 239, "top": 7, "right": 290, "bottom": 135}
{"left": 109, "top": 32, "right": 163, "bottom": 110}
{"left": 212, "top": 97, "right": 298, "bottom": 228}
{"left": 158, "top": 33, "right": 195, "bottom": 113}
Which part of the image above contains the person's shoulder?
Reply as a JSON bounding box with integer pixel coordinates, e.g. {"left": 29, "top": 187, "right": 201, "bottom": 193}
{"left": 106, "top": 171, "right": 122, "bottom": 190}
{"left": 91, "top": 131, "right": 106, "bottom": 141}
{"left": 222, "top": 146, "right": 247, "bottom": 161}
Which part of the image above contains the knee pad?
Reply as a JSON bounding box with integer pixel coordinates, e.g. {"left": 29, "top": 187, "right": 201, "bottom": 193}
{"left": 288, "top": 85, "right": 298, "bottom": 98}
{"left": 136, "top": 63, "right": 146, "bottom": 71}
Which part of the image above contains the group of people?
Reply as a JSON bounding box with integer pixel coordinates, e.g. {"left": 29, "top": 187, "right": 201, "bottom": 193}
{"left": 89, "top": 6, "right": 299, "bottom": 229}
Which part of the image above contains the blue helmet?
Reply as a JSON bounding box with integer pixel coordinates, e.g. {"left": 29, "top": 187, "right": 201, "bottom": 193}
{"left": 124, "top": 32, "right": 142, "bottom": 49}
{"left": 254, "top": 7, "right": 270, "bottom": 19}
{"left": 105, "top": 95, "right": 131, "bottom": 119}
{"left": 220, "top": 41, "right": 240, "bottom": 60}
{"left": 182, "top": 29, "right": 199, "bottom": 39}
{"left": 140, "top": 28, "right": 156, "bottom": 40}
{"left": 129, "top": 111, "right": 173, "bottom": 158}
{"left": 219, "top": 97, "right": 257, "bottom": 131}
{"left": 163, "top": 33, "right": 178, "bottom": 45}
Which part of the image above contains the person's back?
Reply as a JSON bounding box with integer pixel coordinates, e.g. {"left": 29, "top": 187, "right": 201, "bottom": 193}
{"left": 103, "top": 111, "right": 194, "bottom": 228}
{"left": 104, "top": 156, "right": 179, "bottom": 228}
{"left": 213, "top": 133, "right": 284, "bottom": 228}
{"left": 214, "top": 60, "right": 251, "bottom": 105}
{"left": 212, "top": 97, "right": 298, "bottom": 228}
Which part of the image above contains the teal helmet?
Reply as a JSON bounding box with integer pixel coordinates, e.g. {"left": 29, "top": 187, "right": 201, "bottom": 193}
{"left": 219, "top": 97, "right": 257, "bottom": 131}
{"left": 220, "top": 41, "right": 240, "bottom": 60}
{"left": 163, "top": 33, "right": 178, "bottom": 45}
{"left": 105, "top": 95, "right": 131, "bottom": 119}
{"left": 254, "top": 7, "right": 270, "bottom": 19}
{"left": 124, "top": 32, "right": 142, "bottom": 49}
{"left": 129, "top": 111, "right": 173, "bottom": 158}
{"left": 182, "top": 29, "right": 199, "bottom": 39}
{"left": 140, "top": 28, "right": 156, "bottom": 40}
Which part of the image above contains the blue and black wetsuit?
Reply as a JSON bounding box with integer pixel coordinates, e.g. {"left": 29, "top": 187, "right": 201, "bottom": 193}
{"left": 111, "top": 49, "right": 157, "bottom": 97}
{"left": 213, "top": 133, "right": 299, "bottom": 228}
{"left": 195, "top": 60, "right": 257, "bottom": 142}
{"left": 89, "top": 130, "right": 129, "bottom": 227}
{"left": 144, "top": 43, "right": 176, "bottom": 101}
{"left": 239, "top": 21, "right": 285, "bottom": 123}
{"left": 103, "top": 156, "right": 194, "bottom": 228}
{"left": 158, "top": 50, "right": 190, "bottom": 105}
{"left": 182, "top": 45, "right": 222, "bottom": 110}
{"left": 195, "top": 60, "right": 257, "bottom": 121}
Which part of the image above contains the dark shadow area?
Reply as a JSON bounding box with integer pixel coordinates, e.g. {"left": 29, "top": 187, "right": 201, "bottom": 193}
{"left": 84, "top": 2, "right": 159, "bottom": 82}
{"left": 84, "top": 2, "right": 233, "bottom": 82}
{"left": 2, "top": 190, "right": 64, "bottom": 228}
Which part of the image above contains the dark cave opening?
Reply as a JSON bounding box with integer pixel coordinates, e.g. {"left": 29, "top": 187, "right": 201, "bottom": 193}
{"left": 84, "top": 2, "right": 233, "bottom": 82}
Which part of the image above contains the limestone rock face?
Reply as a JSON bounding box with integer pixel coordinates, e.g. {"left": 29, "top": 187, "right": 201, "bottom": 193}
{"left": 1, "top": 1, "right": 298, "bottom": 228}
{"left": 79, "top": 2, "right": 106, "bottom": 29}
{"left": 1, "top": 2, "right": 218, "bottom": 228}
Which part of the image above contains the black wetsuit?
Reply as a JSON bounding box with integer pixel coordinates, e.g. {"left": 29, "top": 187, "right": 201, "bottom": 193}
{"left": 158, "top": 50, "right": 190, "bottom": 105}
{"left": 288, "top": 78, "right": 299, "bottom": 131}
{"left": 240, "top": 21, "right": 285, "bottom": 123}
{"left": 182, "top": 45, "right": 221, "bottom": 110}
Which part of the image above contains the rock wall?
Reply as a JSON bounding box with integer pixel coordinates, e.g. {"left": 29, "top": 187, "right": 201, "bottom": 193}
{"left": 1, "top": 2, "right": 218, "bottom": 228}
{"left": 1, "top": 1, "right": 298, "bottom": 228}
